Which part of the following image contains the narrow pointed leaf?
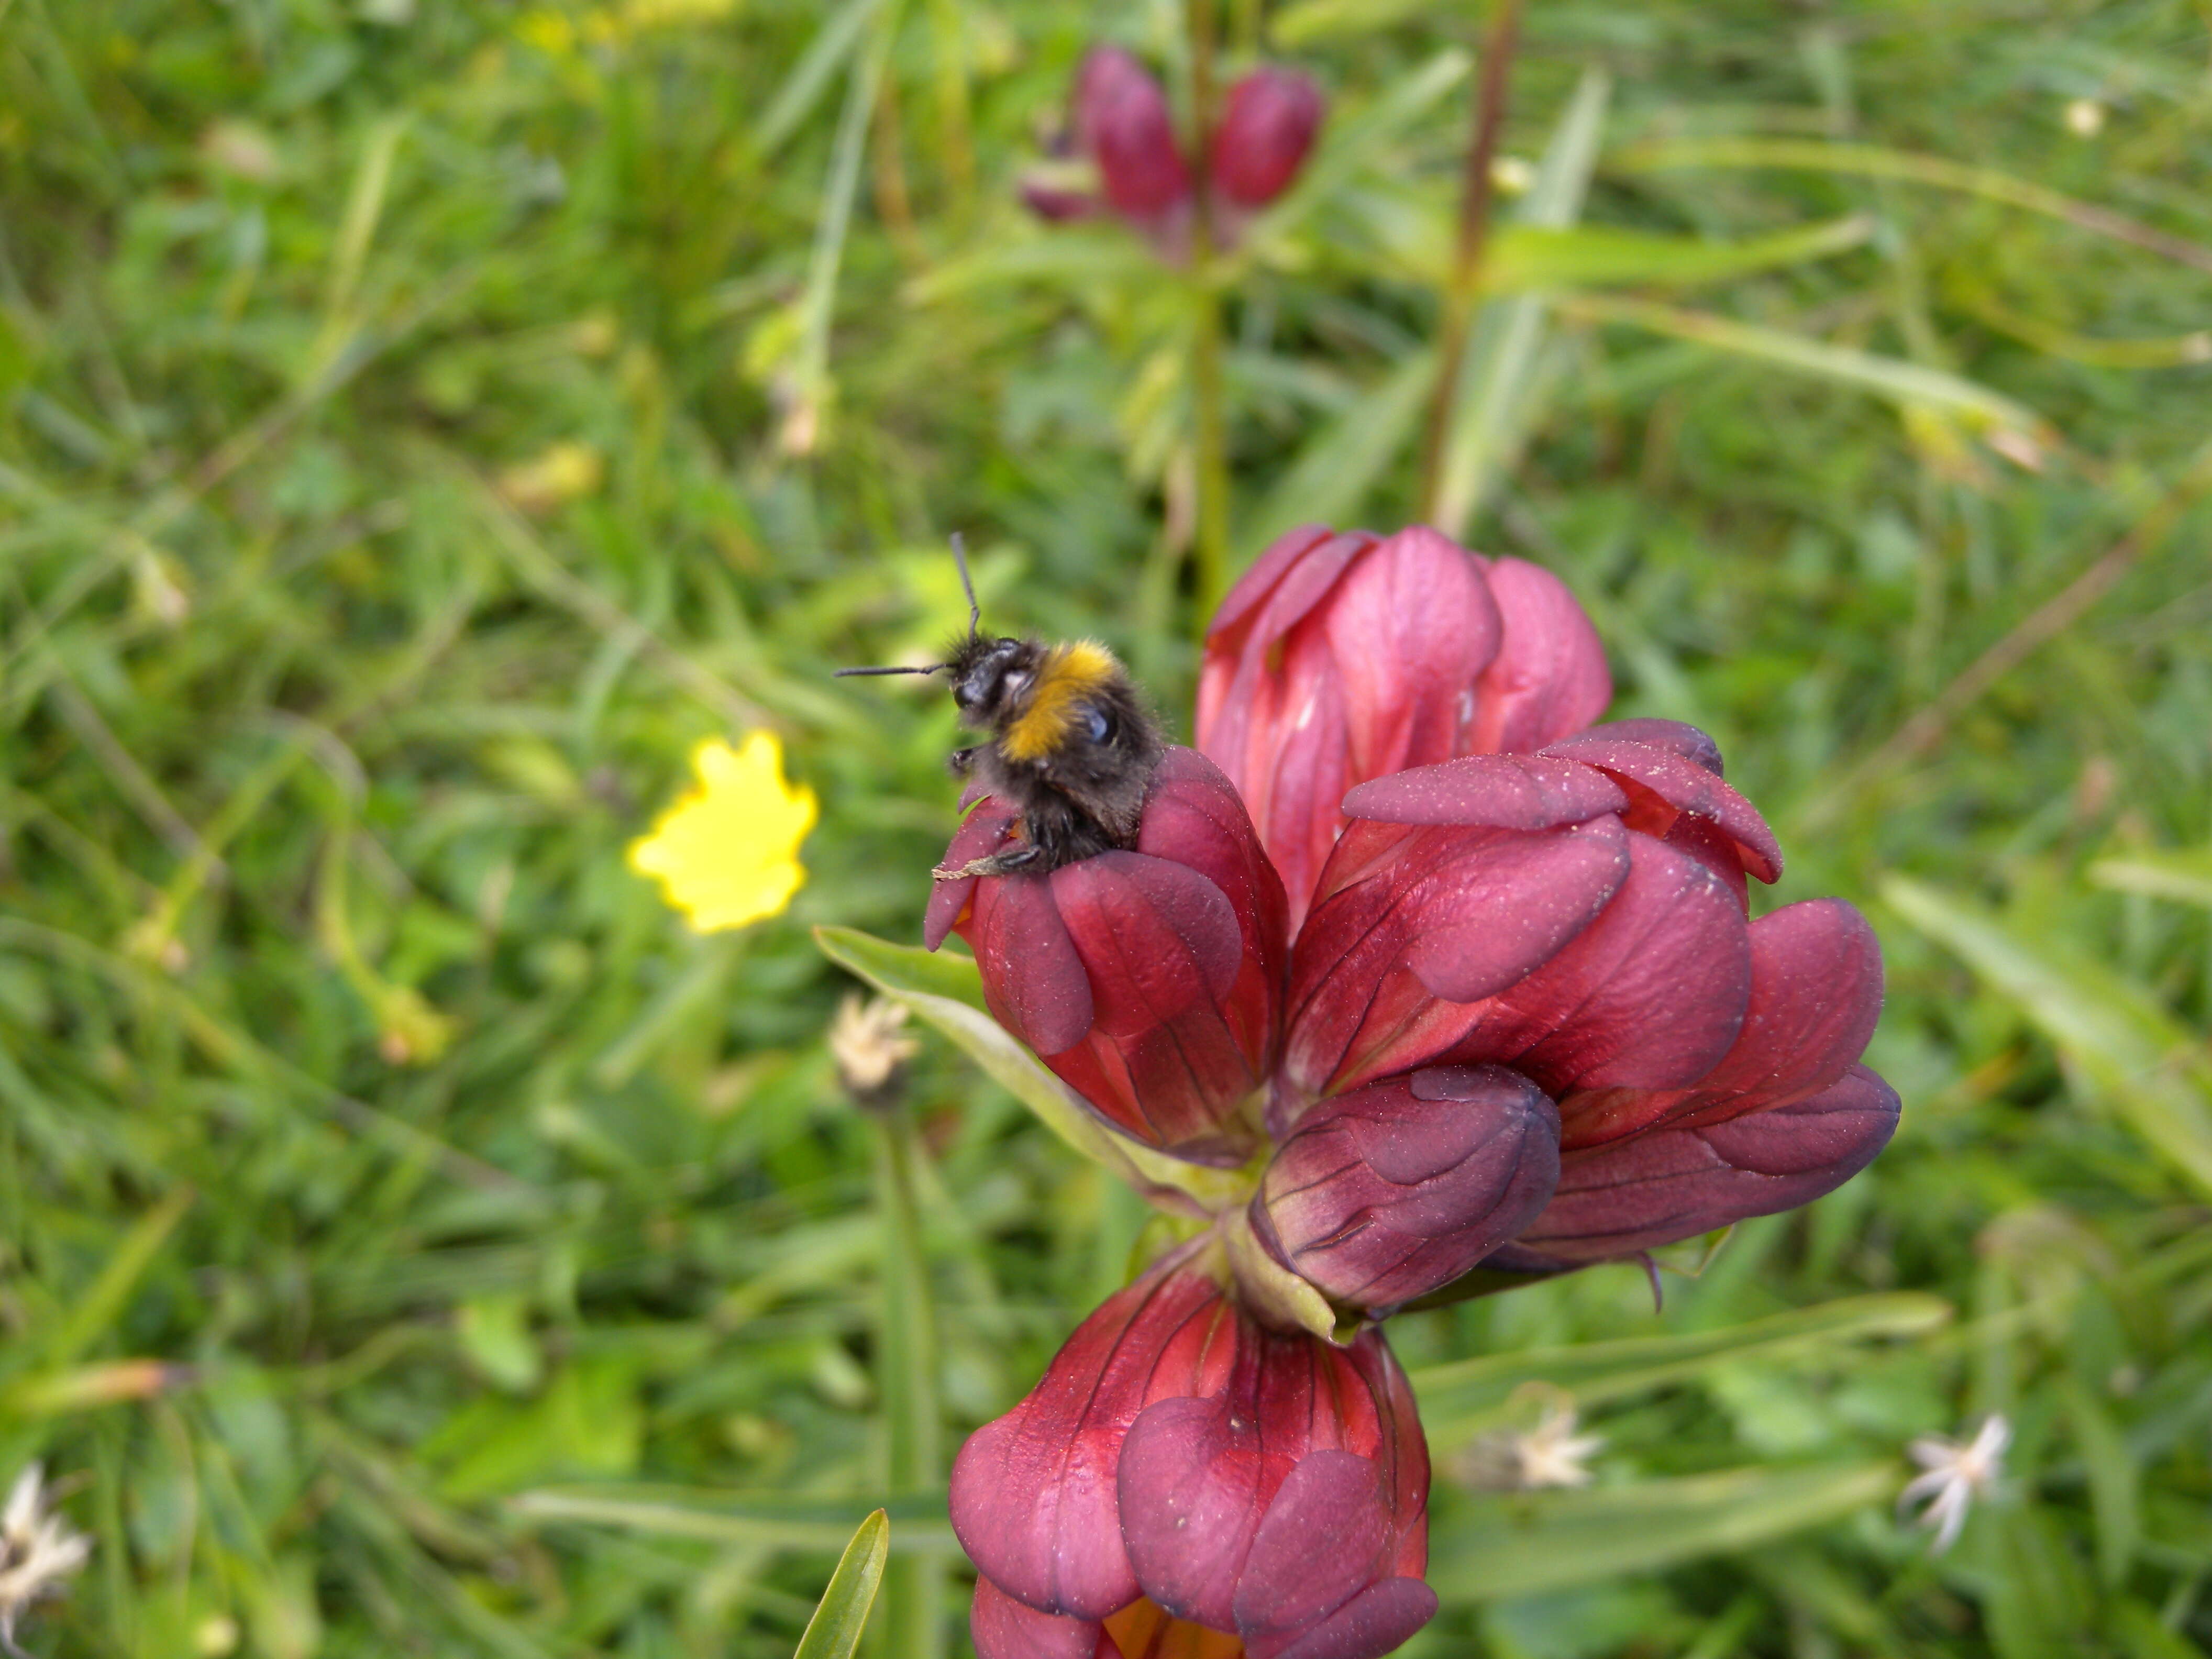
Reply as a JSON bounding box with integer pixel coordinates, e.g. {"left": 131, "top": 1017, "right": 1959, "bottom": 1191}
{"left": 1408, "top": 1292, "right": 1950, "bottom": 1446}
{"left": 1882, "top": 876, "right": 2212, "bottom": 1197}
{"left": 1431, "top": 1464, "right": 1896, "bottom": 1601}
{"left": 812, "top": 925, "right": 1248, "bottom": 1213}
{"left": 793, "top": 1509, "right": 890, "bottom": 1659}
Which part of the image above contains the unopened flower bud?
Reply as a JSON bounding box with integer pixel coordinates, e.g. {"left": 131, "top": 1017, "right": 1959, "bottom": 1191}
{"left": 1255, "top": 1065, "right": 1560, "bottom": 1311}
{"left": 927, "top": 749, "right": 1286, "bottom": 1166}
{"left": 827, "top": 994, "right": 919, "bottom": 1109}
{"left": 1209, "top": 68, "right": 1324, "bottom": 210}
{"left": 1073, "top": 48, "right": 1191, "bottom": 228}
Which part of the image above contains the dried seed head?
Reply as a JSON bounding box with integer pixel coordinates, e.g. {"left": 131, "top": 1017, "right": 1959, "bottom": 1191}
{"left": 1, "top": 1463, "right": 92, "bottom": 1653}
{"left": 828, "top": 995, "right": 920, "bottom": 1108}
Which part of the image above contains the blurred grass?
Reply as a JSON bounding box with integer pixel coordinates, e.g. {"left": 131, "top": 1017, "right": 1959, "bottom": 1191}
{"left": 3, "top": 2, "right": 2211, "bottom": 1656}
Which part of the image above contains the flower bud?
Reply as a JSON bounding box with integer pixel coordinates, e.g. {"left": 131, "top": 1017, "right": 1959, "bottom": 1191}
{"left": 1280, "top": 743, "right": 1771, "bottom": 1111}
{"left": 1209, "top": 68, "right": 1325, "bottom": 209}
{"left": 1073, "top": 47, "right": 1192, "bottom": 229}
{"left": 1510, "top": 1064, "right": 1900, "bottom": 1263}
{"left": 1254, "top": 1065, "right": 1560, "bottom": 1311}
{"left": 1198, "top": 525, "right": 1502, "bottom": 926}
{"left": 927, "top": 749, "right": 1287, "bottom": 1166}
{"left": 1198, "top": 527, "right": 1612, "bottom": 930}
{"left": 954, "top": 1238, "right": 1435, "bottom": 1659}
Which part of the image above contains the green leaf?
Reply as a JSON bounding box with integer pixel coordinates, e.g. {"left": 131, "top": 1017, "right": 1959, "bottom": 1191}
{"left": 793, "top": 1509, "right": 890, "bottom": 1659}
{"left": 904, "top": 231, "right": 1156, "bottom": 304}
{"left": 811, "top": 925, "right": 1249, "bottom": 1214}
{"left": 1270, "top": 0, "right": 1429, "bottom": 46}
{"left": 1556, "top": 296, "right": 2051, "bottom": 450}
{"left": 508, "top": 1488, "right": 955, "bottom": 1554}
{"left": 1432, "top": 69, "right": 1611, "bottom": 540}
{"left": 2089, "top": 850, "right": 2212, "bottom": 908}
{"left": 1881, "top": 876, "right": 2212, "bottom": 1197}
{"left": 1408, "top": 1293, "right": 1951, "bottom": 1448}
{"left": 1431, "top": 1463, "right": 1896, "bottom": 1601}
{"left": 1484, "top": 215, "right": 1876, "bottom": 294}
{"left": 1242, "top": 347, "right": 1435, "bottom": 555}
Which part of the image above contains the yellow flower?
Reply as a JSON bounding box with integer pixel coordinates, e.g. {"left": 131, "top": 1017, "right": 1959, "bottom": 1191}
{"left": 628, "top": 733, "right": 816, "bottom": 932}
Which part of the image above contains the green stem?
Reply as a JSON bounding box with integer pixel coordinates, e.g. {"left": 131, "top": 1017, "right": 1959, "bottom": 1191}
{"left": 1187, "top": 0, "right": 1231, "bottom": 626}
{"left": 1419, "top": 0, "right": 1523, "bottom": 524}
{"left": 874, "top": 1103, "right": 943, "bottom": 1659}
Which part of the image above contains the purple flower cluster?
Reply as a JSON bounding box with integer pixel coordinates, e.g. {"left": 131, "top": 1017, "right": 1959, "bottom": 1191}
{"left": 1023, "top": 47, "right": 1324, "bottom": 257}
{"left": 932, "top": 524, "right": 1898, "bottom": 1658}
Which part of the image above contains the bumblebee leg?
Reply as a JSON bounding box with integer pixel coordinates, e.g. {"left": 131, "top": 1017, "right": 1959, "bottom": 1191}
{"left": 932, "top": 842, "right": 1044, "bottom": 882}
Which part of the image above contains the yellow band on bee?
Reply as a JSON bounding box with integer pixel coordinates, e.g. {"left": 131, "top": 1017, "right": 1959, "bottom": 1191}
{"left": 1002, "top": 640, "right": 1118, "bottom": 762}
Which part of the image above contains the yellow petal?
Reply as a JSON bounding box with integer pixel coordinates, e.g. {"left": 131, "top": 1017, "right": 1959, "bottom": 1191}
{"left": 628, "top": 733, "right": 817, "bottom": 932}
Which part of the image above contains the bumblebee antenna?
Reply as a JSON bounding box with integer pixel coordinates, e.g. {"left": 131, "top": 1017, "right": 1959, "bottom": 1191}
{"left": 949, "top": 532, "right": 980, "bottom": 639}
{"left": 834, "top": 663, "right": 943, "bottom": 678}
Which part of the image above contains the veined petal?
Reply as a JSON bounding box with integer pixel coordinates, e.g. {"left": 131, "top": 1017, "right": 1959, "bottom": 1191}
{"left": 1541, "top": 729, "right": 1782, "bottom": 883}
{"left": 1256, "top": 1066, "right": 1561, "bottom": 1310}
{"left": 1511, "top": 1065, "right": 1900, "bottom": 1261}
{"left": 1561, "top": 898, "right": 1884, "bottom": 1146}
{"left": 1436, "top": 827, "right": 1752, "bottom": 1107}
{"left": 1467, "top": 557, "right": 1612, "bottom": 754}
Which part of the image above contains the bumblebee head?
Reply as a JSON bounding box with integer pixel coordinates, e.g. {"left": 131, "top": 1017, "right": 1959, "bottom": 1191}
{"left": 946, "top": 635, "right": 1046, "bottom": 731}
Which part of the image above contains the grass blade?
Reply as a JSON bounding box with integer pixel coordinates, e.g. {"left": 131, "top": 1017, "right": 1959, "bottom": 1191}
{"left": 1882, "top": 875, "right": 2212, "bottom": 1197}
{"left": 1431, "top": 68, "right": 1609, "bottom": 540}
{"left": 811, "top": 925, "right": 1247, "bottom": 1213}
{"left": 1431, "top": 1463, "right": 1897, "bottom": 1601}
{"left": 1554, "top": 293, "right": 2052, "bottom": 454}
{"left": 1409, "top": 1292, "right": 1950, "bottom": 1447}
{"left": 793, "top": 1509, "right": 891, "bottom": 1659}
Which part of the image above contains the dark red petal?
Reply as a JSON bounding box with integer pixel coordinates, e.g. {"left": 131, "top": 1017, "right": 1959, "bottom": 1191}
{"left": 972, "top": 874, "right": 1096, "bottom": 1056}
{"left": 1342, "top": 753, "right": 1625, "bottom": 831}
{"left": 1254, "top": 1579, "right": 1440, "bottom": 1659}
{"left": 1468, "top": 556, "right": 1612, "bottom": 754}
{"left": 1232, "top": 1451, "right": 1392, "bottom": 1644}
{"left": 1137, "top": 748, "right": 1292, "bottom": 989}
{"left": 1256, "top": 1066, "right": 1561, "bottom": 1309}
{"left": 1400, "top": 819, "right": 1633, "bottom": 1003}
{"left": 1281, "top": 819, "right": 1630, "bottom": 1107}
{"left": 1117, "top": 1395, "right": 1264, "bottom": 1632}
{"left": 1581, "top": 718, "right": 1724, "bottom": 776}
{"left": 1541, "top": 731, "right": 1783, "bottom": 883}
{"left": 1210, "top": 67, "right": 1325, "bottom": 208}
{"left": 1052, "top": 853, "right": 1243, "bottom": 1033}
{"left": 970, "top": 1578, "right": 1115, "bottom": 1659}
{"left": 1563, "top": 899, "right": 1884, "bottom": 1146}
{"left": 1324, "top": 527, "right": 1502, "bottom": 801}
{"left": 1074, "top": 48, "right": 1191, "bottom": 220}
{"left": 1206, "top": 524, "right": 1342, "bottom": 647}
{"left": 1514, "top": 1065, "right": 1899, "bottom": 1260}
{"left": 1661, "top": 810, "right": 1750, "bottom": 915}
{"left": 1677, "top": 899, "right": 1883, "bottom": 1118}
{"left": 1441, "top": 828, "right": 1752, "bottom": 1104}
{"left": 948, "top": 1246, "right": 1234, "bottom": 1620}
{"left": 925, "top": 800, "right": 1018, "bottom": 950}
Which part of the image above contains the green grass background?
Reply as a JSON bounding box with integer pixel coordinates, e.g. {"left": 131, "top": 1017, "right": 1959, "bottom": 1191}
{"left": 4, "top": 1, "right": 2211, "bottom": 1655}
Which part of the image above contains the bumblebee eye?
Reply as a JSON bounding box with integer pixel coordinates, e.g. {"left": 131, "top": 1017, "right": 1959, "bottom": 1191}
{"left": 1085, "top": 706, "right": 1112, "bottom": 743}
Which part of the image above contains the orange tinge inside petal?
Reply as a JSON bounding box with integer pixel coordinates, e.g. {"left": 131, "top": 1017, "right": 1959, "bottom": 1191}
{"left": 1104, "top": 1599, "right": 1245, "bottom": 1659}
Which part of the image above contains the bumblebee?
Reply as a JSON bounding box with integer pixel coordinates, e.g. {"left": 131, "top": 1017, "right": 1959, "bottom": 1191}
{"left": 838, "top": 538, "right": 1165, "bottom": 880}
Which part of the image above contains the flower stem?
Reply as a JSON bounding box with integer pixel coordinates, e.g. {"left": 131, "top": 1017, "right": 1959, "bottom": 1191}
{"left": 1419, "top": 0, "right": 1524, "bottom": 524}
{"left": 1187, "top": 0, "right": 1231, "bottom": 627}
{"left": 875, "top": 1102, "right": 943, "bottom": 1659}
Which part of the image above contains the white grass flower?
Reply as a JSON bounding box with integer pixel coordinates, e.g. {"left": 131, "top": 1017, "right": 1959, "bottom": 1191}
{"left": 1457, "top": 1402, "right": 1606, "bottom": 1492}
{"left": 1899, "top": 1414, "right": 2010, "bottom": 1553}
{"left": 828, "top": 995, "right": 920, "bottom": 1104}
{"left": 1, "top": 1463, "right": 92, "bottom": 1656}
